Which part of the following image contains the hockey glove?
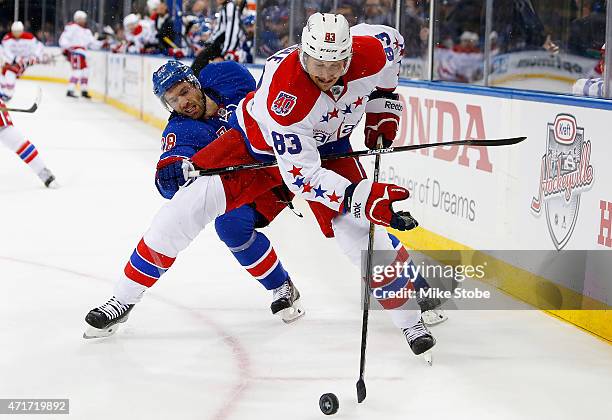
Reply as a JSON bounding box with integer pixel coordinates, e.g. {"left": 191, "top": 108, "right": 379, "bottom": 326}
{"left": 155, "top": 156, "right": 195, "bottom": 199}
{"left": 364, "top": 90, "right": 403, "bottom": 150}
{"left": 343, "top": 180, "right": 418, "bottom": 231}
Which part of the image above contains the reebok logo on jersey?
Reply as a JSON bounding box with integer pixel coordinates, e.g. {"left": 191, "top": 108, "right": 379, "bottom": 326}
{"left": 271, "top": 91, "right": 297, "bottom": 116}
{"left": 385, "top": 100, "right": 403, "bottom": 112}
{"left": 353, "top": 202, "right": 362, "bottom": 219}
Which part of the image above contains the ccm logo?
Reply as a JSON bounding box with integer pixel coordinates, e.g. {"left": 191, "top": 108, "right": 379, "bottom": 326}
{"left": 385, "top": 100, "right": 403, "bottom": 112}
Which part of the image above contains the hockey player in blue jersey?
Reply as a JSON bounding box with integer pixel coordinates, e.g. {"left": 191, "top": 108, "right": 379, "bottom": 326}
{"left": 84, "top": 61, "right": 303, "bottom": 338}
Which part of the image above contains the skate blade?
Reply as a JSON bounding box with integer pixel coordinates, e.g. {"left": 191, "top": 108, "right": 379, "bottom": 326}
{"left": 423, "top": 351, "right": 433, "bottom": 366}
{"left": 46, "top": 180, "right": 61, "bottom": 189}
{"left": 422, "top": 310, "right": 448, "bottom": 326}
{"left": 280, "top": 299, "right": 305, "bottom": 324}
{"left": 82, "top": 317, "right": 128, "bottom": 339}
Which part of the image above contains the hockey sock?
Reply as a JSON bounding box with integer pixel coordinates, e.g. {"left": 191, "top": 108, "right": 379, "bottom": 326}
{"left": 115, "top": 238, "right": 176, "bottom": 304}
{"left": 68, "top": 69, "right": 81, "bottom": 92}
{"left": 0, "top": 126, "right": 46, "bottom": 174}
{"left": 215, "top": 207, "right": 289, "bottom": 290}
{"left": 230, "top": 231, "right": 288, "bottom": 290}
{"left": 80, "top": 67, "right": 89, "bottom": 91}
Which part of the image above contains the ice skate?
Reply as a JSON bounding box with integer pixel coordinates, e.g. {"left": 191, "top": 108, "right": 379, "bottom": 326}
{"left": 83, "top": 296, "right": 134, "bottom": 339}
{"left": 271, "top": 278, "right": 305, "bottom": 324}
{"left": 418, "top": 296, "right": 448, "bottom": 326}
{"left": 81, "top": 91, "right": 92, "bottom": 99}
{"left": 38, "top": 168, "right": 59, "bottom": 188}
{"left": 66, "top": 90, "right": 78, "bottom": 98}
{"left": 403, "top": 318, "right": 436, "bottom": 366}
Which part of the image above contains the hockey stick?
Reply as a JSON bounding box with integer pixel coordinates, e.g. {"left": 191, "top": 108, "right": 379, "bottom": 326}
{"left": 356, "top": 136, "right": 383, "bottom": 403}
{"left": 188, "top": 136, "right": 527, "bottom": 178}
{"left": 0, "top": 87, "right": 42, "bottom": 113}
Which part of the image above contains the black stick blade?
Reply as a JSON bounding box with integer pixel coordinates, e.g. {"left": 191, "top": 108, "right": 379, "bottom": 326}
{"left": 467, "top": 136, "right": 526, "bottom": 146}
{"left": 356, "top": 378, "right": 367, "bottom": 403}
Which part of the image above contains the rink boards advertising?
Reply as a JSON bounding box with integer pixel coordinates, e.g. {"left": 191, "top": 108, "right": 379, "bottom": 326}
{"left": 23, "top": 48, "right": 611, "bottom": 341}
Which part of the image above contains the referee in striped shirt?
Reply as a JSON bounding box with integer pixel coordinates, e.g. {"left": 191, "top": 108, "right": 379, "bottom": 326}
{"left": 209, "top": 0, "right": 246, "bottom": 56}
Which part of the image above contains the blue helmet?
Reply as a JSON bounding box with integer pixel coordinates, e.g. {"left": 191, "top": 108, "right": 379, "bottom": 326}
{"left": 152, "top": 60, "right": 201, "bottom": 100}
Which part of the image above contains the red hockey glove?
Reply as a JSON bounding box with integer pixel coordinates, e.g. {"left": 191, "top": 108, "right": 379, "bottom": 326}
{"left": 168, "top": 48, "right": 185, "bottom": 59}
{"left": 364, "top": 90, "right": 403, "bottom": 150}
{"left": 342, "top": 180, "right": 418, "bottom": 231}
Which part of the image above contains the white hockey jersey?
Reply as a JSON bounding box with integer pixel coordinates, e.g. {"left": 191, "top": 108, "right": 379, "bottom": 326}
{"left": 234, "top": 23, "right": 404, "bottom": 212}
{"left": 572, "top": 77, "right": 604, "bottom": 98}
{"left": 59, "top": 23, "right": 101, "bottom": 51}
{"left": 1, "top": 32, "right": 43, "bottom": 64}
{"left": 125, "top": 20, "right": 157, "bottom": 53}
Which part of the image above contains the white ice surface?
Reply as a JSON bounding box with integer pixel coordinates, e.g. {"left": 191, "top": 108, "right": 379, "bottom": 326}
{"left": 1, "top": 81, "right": 611, "bottom": 420}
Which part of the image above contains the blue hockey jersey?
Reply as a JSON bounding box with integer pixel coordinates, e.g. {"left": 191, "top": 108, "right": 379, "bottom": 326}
{"left": 156, "top": 60, "right": 256, "bottom": 198}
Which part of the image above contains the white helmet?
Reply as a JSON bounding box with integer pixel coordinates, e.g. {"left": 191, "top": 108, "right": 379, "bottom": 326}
{"left": 300, "top": 13, "right": 352, "bottom": 72}
{"left": 11, "top": 21, "right": 24, "bottom": 36}
{"left": 123, "top": 14, "right": 140, "bottom": 30}
{"left": 74, "top": 10, "right": 88, "bottom": 22}
{"left": 147, "top": 0, "right": 161, "bottom": 12}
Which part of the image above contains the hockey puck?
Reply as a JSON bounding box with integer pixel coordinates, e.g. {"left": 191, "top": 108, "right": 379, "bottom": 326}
{"left": 319, "top": 393, "right": 339, "bottom": 415}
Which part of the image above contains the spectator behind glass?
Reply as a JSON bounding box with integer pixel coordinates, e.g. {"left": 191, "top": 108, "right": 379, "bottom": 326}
{"left": 258, "top": 5, "right": 289, "bottom": 57}
{"left": 361, "top": 0, "right": 394, "bottom": 26}
{"left": 190, "top": 0, "right": 211, "bottom": 17}
{"left": 491, "top": 0, "right": 558, "bottom": 53}
{"left": 402, "top": 0, "right": 429, "bottom": 58}
{"left": 153, "top": 1, "right": 177, "bottom": 52}
{"left": 568, "top": 0, "right": 606, "bottom": 58}
{"left": 305, "top": 0, "right": 334, "bottom": 20}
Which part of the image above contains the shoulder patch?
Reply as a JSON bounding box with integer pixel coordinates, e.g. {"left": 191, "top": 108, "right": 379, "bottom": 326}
{"left": 271, "top": 91, "right": 297, "bottom": 116}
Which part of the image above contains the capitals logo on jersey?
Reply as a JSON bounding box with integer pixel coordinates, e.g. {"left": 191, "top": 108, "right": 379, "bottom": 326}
{"left": 271, "top": 91, "right": 297, "bottom": 116}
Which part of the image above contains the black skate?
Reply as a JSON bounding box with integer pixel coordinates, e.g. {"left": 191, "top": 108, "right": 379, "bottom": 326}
{"left": 81, "top": 91, "right": 92, "bottom": 99}
{"left": 403, "top": 319, "right": 436, "bottom": 365}
{"left": 83, "top": 296, "right": 134, "bottom": 339}
{"left": 37, "top": 168, "right": 59, "bottom": 189}
{"left": 66, "top": 91, "right": 78, "bottom": 98}
{"left": 417, "top": 296, "right": 448, "bottom": 326}
{"left": 270, "top": 278, "right": 305, "bottom": 324}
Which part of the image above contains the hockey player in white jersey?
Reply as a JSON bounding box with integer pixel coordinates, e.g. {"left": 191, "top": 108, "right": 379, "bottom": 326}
{"left": 120, "top": 14, "right": 157, "bottom": 54}
{"left": 59, "top": 11, "right": 104, "bottom": 98}
{"left": 0, "top": 21, "right": 45, "bottom": 101}
{"left": 84, "top": 14, "right": 437, "bottom": 359}
{"left": 572, "top": 44, "right": 605, "bottom": 97}
{"left": 0, "top": 95, "right": 58, "bottom": 187}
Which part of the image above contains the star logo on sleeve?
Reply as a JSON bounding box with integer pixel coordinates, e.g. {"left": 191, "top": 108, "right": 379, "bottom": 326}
{"left": 328, "top": 108, "right": 339, "bottom": 119}
{"left": 302, "top": 182, "right": 312, "bottom": 193}
{"left": 313, "top": 185, "right": 327, "bottom": 198}
{"left": 327, "top": 191, "right": 342, "bottom": 203}
{"left": 342, "top": 104, "right": 352, "bottom": 114}
{"left": 353, "top": 96, "right": 364, "bottom": 107}
{"left": 292, "top": 177, "right": 305, "bottom": 188}
{"left": 393, "top": 38, "right": 403, "bottom": 50}
{"left": 288, "top": 165, "right": 302, "bottom": 178}
{"left": 320, "top": 113, "right": 330, "bottom": 123}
